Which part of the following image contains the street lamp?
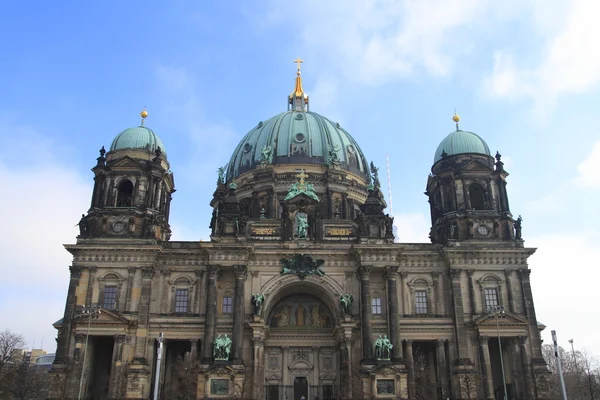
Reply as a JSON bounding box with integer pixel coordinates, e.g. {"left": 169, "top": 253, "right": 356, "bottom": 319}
{"left": 78, "top": 305, "right": 101, "bottom": 400}
{"left": 488, "top": 306, "right": 508, "bottom": 400}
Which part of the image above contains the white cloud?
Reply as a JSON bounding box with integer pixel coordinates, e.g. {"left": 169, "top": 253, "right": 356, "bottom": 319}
{"left": 529, "top": 232, "right": 600, "bottom": 356}
{"left": 393, "top": 212, "right": 430, "bottom": 243}
{"left": 485, "top": 0, "right": 600, "bottom": 104}
{"left": 575, "top": 141, "right": 600, "bottom": 188}
{"left": 267, "top": 0, "right": 502, "bottom": 85}
{"left": 0, "top": 122, "right": 91, "bottom": 352}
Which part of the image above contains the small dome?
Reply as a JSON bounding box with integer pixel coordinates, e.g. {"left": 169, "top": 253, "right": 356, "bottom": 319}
{"left": 110, "top": 126, "right": 167, "bottom": 158}
{"left": 434, "top": 130, "right": 491, "bottom": 163}
{"left": 226, "top": 110, "right": 369, "bottom": 180}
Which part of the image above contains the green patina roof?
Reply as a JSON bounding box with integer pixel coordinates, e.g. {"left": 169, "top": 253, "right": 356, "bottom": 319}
{"left": 434, "top": 130, "right": 491, "bottom": 163}
{"left": 110, "top": 126, "right": 167, "bottom": 158}
{"left": 227, "top": 111, "right": 368, "bottom": 180}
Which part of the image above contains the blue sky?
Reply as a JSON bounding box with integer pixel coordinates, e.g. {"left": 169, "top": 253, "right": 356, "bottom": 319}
{"left": 1, "top": 0, "right": 599, "bottom": 357}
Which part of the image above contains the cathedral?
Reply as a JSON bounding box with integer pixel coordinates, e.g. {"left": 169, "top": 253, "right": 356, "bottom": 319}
{"left": 49, "top": 63, "right": 551, "bottom": 400}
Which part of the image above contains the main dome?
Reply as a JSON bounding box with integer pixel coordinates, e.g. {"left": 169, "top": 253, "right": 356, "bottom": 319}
{"left": 226, "top": 110, "right": 369, "bottom": 180}
{"left": 110, "top": 126, "right": 167, "bottom": 159}
{"left": 433, "top": 129, "right": 491, "bottom": 163}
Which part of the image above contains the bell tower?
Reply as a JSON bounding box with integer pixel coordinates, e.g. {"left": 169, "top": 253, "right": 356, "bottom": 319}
{"left": 425, "top": 114, "right": 519, "bottom": 245}
{"left": 80, "top": 109, "right": 175, "bottom": 240}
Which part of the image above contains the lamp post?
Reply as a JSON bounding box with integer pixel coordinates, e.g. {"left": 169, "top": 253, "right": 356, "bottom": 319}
{"left": 78, "top": 305, "right": 101, "bottom": 400}
{"left": 488, "top": 306, "right": 508, "bottom": 400}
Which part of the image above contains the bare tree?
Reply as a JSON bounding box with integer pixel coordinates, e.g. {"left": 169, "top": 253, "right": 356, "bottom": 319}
{"left": 0, "top": 330, "right": 25, "bottom": 370}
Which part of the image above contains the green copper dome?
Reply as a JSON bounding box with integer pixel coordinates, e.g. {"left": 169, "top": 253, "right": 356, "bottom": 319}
{"left": 434, "top": 130, "right": 491, "bottom": 163}
{"left": 226, "top": 110, "right": 369, "bottom": 180}
{"left": 110, "top": 126, "right": 167, "bottom": 158}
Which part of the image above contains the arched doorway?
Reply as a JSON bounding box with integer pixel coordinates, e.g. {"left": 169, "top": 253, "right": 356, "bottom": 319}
{"left": 263, "top": 291, "right": 340, "bottom": 400}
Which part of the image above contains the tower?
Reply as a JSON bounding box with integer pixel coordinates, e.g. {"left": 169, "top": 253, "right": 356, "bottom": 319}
{"left": 426, "top": 114, "right": 518, "bottom": 245}
{"left": 83, "top": 109, "right": 175, "bottom": 241}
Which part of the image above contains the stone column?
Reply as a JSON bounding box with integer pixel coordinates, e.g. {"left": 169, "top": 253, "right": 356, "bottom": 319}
{"left": 55, "top": 266, "right": 82, "bottom": 363}
{"left": 467, "top": 269, "right": 477, "bottom": 315}
{"left": 518, "top": 269, "right": 544, "bottom": 359}
{"left": 385, "top": 266, "right": 402, "bottom": 360}
{"left": 449, "top": 269, "right": 470, "bottom": 360}
{"left": 202, "top": 265, "right": 219, "bottom": 362}
{"left": 432, "top": 272, "right": 442, "bottom": 316}
{"left": 125, "top": 267, "right": 135, "bottom": 312}
{"left": 133, "top": 267, "right": 154, "bottom": 360}
{"left": 404, "top": 340, "right": 415, "bottom": 399}
{"left": 436, "top": 339, "right": 449, "bottom": 398}
{"left": 400, "top": 271, "right": 409, "bottom": 315}
{"left": 519, "top": 336, "right": 534, "bottom": 399}
{"left": 358, "top": 266, "right": 374, "bottom": 360}
{"left": 504, "top": 269, "right": 515, "bottom": 313}
{"left": 479, "top": 336, "right": 494, "bottom": 399}
{"left": 109, "top": 335, "right": 127, "bottom": 397}
{"left": 232, "top": 265, "right": 247, "bottom": 363}
{"left": 86, "top": 267, "right": 97, "bottom": 307}
{"left": 190, "top": 339, "right": 198, "bottom": 362}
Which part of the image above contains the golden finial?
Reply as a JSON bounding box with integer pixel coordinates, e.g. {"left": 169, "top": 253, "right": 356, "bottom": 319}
{"left": 453, "top": 110, "right": 460, "bottom": 130}
{"left": 140, "top": 107, "right": 148, "bottom": 126}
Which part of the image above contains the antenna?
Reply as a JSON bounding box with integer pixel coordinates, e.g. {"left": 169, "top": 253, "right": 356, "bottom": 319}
{"left": 386, "top": 154, "right": 394, "bottom": 215}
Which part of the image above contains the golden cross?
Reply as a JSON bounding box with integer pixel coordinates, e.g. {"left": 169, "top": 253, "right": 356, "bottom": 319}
{"left": 296, "top": 169, "right": 309, "bottom": 185}
{"left": 294, "top": 58, "right": 304, "bottom": 72}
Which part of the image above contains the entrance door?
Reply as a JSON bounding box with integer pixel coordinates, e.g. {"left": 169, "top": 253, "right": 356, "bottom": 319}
{"left": 294, "top": 376, "right": 308, "bottom": 400}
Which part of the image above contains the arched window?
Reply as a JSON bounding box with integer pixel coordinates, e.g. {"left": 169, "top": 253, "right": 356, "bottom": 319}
{"left": 116, "top": 179, "right": 134, "bottom": 207}
{"left": 469, "top": 183, "right": 486, "bottom": 210}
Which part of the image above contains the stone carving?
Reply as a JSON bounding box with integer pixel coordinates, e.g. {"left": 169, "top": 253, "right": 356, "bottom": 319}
{"left": 284, "top": 170, "right": 319, "bottom": 202}
{"left": 280, "top": 254, "right": 325, "bottom": 280}
{"left": 76, "top": 214, "right": 90, "bottom": 236}
{"left": 340, "top": 293, "right": 353, "bottom": 316}
{"left": 251, "top": 293, "right": 265, "bottom": 316}
{"left": 296, "top": 212, "right": 309, "bottom": 239}
{"left": 515, "top": 215, "right": 523, "bottom": 239}
{"left": 217, "top": 166, "right": 226, "bottom": 185}
{"left": 213, "top": 334, "right": 232, "bottom": 360}
{"left": 374, "top": 335, "right": 393, "bottom": 360}
{"left": 260, "top": 144, "right": 273, "bottom": 164}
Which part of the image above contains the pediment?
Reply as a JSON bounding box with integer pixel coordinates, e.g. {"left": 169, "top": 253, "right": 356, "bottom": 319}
{"left": 109, "top": 156, "right": 143, "bottom": 169}
{"left": 73, "top": 308, "right": 136, "bottom": 327}
{"left": 460, "top": 159, "right": 493, "bottom": 173}
{"left": 474, "top": 311, "right": 528, "bottom": 327}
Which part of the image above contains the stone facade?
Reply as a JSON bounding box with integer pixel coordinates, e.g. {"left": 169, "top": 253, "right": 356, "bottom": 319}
{"left": 49, "top": 81, "right": 550, "bottom": 400}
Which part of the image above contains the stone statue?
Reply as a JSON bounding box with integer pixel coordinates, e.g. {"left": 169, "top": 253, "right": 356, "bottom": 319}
{"left": 340, "top": 294, "right": 353, "bottom": 316}
{"left": 384, "top": 214, "right": 394, "bottom": 237}
{"left": 76, "top": 214, "right": 90, "bottom": 236}
{"left": 251, "top": 293, "right": 265, "bottom": 316}
{"left": 515, "top": 215, "right": 523, "bottom": 240}
{"left": 260, "top": 145, "right": 273, "bottom": 164}
{"left": 374, "top": 335, "right": 392, "bottom": 360}
{"left": 217, "top": 166, "right": 226, "bottom": 184}
{"left": 296, "top": 213, "right": 309, "bottom": 239}
{"left": 213, "top": 334, "right": 232, "bottom": 360}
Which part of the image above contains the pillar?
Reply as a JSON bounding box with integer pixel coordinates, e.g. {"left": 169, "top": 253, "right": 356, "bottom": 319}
{"left": 55, "top": 266, "right": 82, "bottom": 363}
{"left": 504, "top": 269, "right": 515, "bottom": 313}
{"left": 479, "top": 336, "right": 494, "bottom": 399}
{"left": 436, "top": 339, "right": 449, "bottom": 398}
{"left": 404, "top": 340, "right": 415, "bottom": 399}
{"left": 232, "top": 265, "right": 247, "bottom": 363}
{"left": 467, "top": 269, "right": 477, "bottom": 315}
{"left": 384, "top": 266, "right": 403, "bottom": 360}
{"left": 202, "top": 265, "right": 219, "bottom": 362}
{"left": 133, "top": 267, "right": 154, "bottom": 360}
{"left": 85, "top": 267, "right": 97, "bottom": 307}
{"left": 519, "top": 336, "right": 534, "bottom": 399}
{"left": 358, "top": 266, "right": 374, "bottom": 361}
{"left": 449, "top": 269, "right": 471, "bottom": 361}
